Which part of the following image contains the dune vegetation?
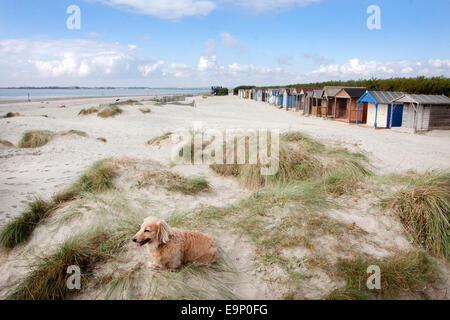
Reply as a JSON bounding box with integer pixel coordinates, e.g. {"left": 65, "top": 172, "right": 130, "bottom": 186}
{"left": 328, "top": 250, "right": 437, "bottom": 300}
{"left": 209, "top": 132, "right": 372, "bottom": 192}
{"left": 98, "top": 106, "right": 123, "bottom": 118}
{"left": 0, "top": 140, "right": 14, "bottom": 147}
{"left": 147, "top": 132, "right": 173, "bottom": 146}
{"left": 379, "top": 171, "right": 450, "bottom": 258}
{"left": 7, "top": 228, "right": 133, "bottom": 300}
{"left": 18, "top": 130, "right": 54, "bottom": 148}
{"left": 2, "top": 130, "right": 447, "bottom": 300}
{"left": 139, "top": 107, "right": 151, "bottom": 114}
{"left": 2, "top": 112, "right": 20, "bottom": 118}
{"left": 0, "top": 160, "right": 117, "bottom": 249}
{"left": 78, "top": 107, "right": 99, "bottom": 116}
{"left": 18, "top": 130, "right": 88, "bottom": 148}
{"left": 134, "top": 170, "right": 210, "bottom": 195}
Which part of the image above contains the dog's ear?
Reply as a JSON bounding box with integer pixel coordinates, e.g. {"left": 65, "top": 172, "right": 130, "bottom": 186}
{"left": 157, "top": 220, "right": 173, "bottom": 244}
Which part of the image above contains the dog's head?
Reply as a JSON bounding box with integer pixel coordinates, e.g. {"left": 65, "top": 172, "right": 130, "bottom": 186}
{"left": 132, "top": 216, "right": 173, "bottom": 249}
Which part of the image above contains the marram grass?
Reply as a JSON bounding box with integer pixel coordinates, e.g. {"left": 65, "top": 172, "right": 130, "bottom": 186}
{"left": 380, "top": 171, "right": 450, "bottom": 258}
{"left": 0, "top": 160, "right": 118, "bottom": 249}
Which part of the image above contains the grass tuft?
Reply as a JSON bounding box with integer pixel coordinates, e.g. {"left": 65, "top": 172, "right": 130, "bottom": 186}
{"left": 108, "top": 99, "right": 142, "bottom": 107}
{"left": 98, "top": 106, "right": 122, "bottom": 118}
{"left": 0, "top": 140, "right": 14, "bottom": 147}
{"left": 78, "top": 107, "right": 99, "bottom": 116}
{"left": 379, "top": 171, "right": 450, "bottom": 258}
{"left": 59, "top": 130, "right": 88, "bottom": 137}
{"left": 7, "top": 228, "right": 132, "bottom": 300}
{"left": 210, "top": 131, "right": 371, "bottom": 192}
{"left": 18, "top": 130, "right": 54, "bottom": 148}
{"left": 0, "top": 199, "right": 54, "bottom": 249}
{"left": 0, "top": 160, "right": 117, "bottom": 249}
{"left": 139, "top": 107, "right": 151, "bottom": 114}
{"left": 147, "top": 132, "right": 173, "bottom": 146}
{"left": 328, "top": 250, "right": 438, "bottom": 300}
{"left": 3, "top": 112, "right": 20, "bottom": 118}
{"left": 136, "top": 170, "right": 210, "bottom": 195}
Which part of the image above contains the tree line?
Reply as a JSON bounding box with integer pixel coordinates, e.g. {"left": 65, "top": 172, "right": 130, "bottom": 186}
{"left": 233, "top": 76, "right": 450, "bottom": 96}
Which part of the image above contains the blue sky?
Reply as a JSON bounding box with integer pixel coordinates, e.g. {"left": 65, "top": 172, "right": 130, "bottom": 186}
{"left": 0, "top": 0, "right": 449, "bottom": 87}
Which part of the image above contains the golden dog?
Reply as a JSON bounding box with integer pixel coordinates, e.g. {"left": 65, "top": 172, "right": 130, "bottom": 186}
{"left": 132, "top": 216, "right": 217, "bottom": 270}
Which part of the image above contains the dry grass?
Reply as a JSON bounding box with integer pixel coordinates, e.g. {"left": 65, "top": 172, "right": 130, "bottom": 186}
{"left": 147, "top": 132, "right": 173, "bottom": 146}
{"left": 58, "top": 130, "right": 88, "bottom": 137}
{"left": 0, "top": 160, "right": 118, "bottom": 249}
{"left": 135, "top": 170, "right": 210, "bottom": 195}
{"left": 0, "top": 140, "right": 14, "bottom": 147}
{"left": 78, "top": 107, "right": 99, "bottom": 116}
{"left": 98, "top": 106, "right": 122, "bottom": 118}
{"left": 0, "top": 198, "right": 54, "bottom": 249}
{"left": 3, "top": 112, "right": 20, "bottom": 118}
{"left": 210, "top": 131, "right": 371, "bottom": 191}
{"left": 328, "top": 250, "right": 438, "bottom": 300}
{"left": 379, "top": 171, "right": 450, "bottom": 258}
{"left": 97, "top": 137, "right": 107, "bottom": 143}
{"left": 18, "top": 130, "right": 90, "bottom": 148}
{"left": 18, "top": 130, "right": 54, "bottom": 148}
{"left": 109, "top": 99, "right": 142, "bottom": 107}
{"left": 96, "top": 252, "right": 239, "bottom": 300}
{"left": 7, "top": 227, "right": 133, "bottom": 300}
{"left": 139, "top": 107, "right": 151, "bottom": 114}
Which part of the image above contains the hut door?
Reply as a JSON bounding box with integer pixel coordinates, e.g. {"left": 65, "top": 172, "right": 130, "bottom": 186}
{"left": 391, "top": 105, "right": 403, "bottom": 127}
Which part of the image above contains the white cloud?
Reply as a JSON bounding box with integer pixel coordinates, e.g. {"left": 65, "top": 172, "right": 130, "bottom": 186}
{"left": 309, "top": 58, "right": 450, "bottom": 80}
{"left": 198, "top": 55, "right": 217, "bottom": 71}
{"left": 0, "top": 39, "right": 134, "bottom": 83}
{"left": 202, "top": 39, "right": 216, "bottom": 56}
{"left": 97, "top": 0, "right": 216, "bottom": 19}
{"left": 220, "top": 32, "right": 239, "bottom": 48}
{"left": 138, "top": 60, "right": 165, "bottom": 76}
{"left": 235, "top": 0, "right": 321, "bottom": 11}
{"left": 1, "top": 38, "right": 449, "bottom": 87}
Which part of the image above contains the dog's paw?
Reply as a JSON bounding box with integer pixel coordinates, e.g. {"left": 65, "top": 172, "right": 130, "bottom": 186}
{"left": 150, "top": 263, "right": 162, "bottom": 269}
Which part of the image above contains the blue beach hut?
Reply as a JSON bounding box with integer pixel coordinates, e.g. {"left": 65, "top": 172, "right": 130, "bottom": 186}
{"left": 357, "top": 91, "right": 405, "bottom": 128}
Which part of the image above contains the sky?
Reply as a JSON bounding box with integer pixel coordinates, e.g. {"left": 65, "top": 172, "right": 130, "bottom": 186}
{"left": 0, "top": 0, "right": 449, "bottom": 87}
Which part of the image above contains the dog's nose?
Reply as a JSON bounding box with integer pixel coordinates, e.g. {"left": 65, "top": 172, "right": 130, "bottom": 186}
{"left": 132, "top": 238, "right": 137, "bottom": 243}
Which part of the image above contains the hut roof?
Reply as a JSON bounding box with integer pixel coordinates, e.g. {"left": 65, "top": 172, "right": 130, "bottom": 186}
{"left": 295, "top": 87, "right": 322, "bottom": 94}
{"left": 391, "top": 94, "right": 450, "bottom": 105}
{"left": 339, "top": 88, "right": 367, "bottom": 98}
{"left": 313, "top": 89, "right": 323, "bottom": 98}
{"left": 323, "top": 86, "right": 365, "bottom": 98}
{"left": 365, "top": 91, "right": 405, "bottom": 104}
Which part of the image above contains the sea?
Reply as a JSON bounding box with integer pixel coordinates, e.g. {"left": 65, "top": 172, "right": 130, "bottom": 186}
{"left": 0, "top": 88, "right": 209, "bottom": 98}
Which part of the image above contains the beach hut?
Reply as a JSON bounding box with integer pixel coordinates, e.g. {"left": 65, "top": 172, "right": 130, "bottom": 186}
{"left": 294, "top": 87, "right": 321, "bottom": 112}
{"left": 283, "top": 89, "right": 289, "bottom": 109}
{"left": 303, "top": 91, "right": 314, "bottom": 115}
{"left": 390, "top": 94, "right": 450, "bottom": 132}
{"left": 334, "top": 88, "right": 367, "bottom": 123}
{"left": 270, "top": 89, "right": 278, "bottom": 105}
{"left": 321, "top": 86, "right": 365, "bottom": 118}
{"left": 277, "top": 89, "right": 285, "bottom": 108}
{"left": 285, "top": 89, "right": 296, "bottom": 111}
{"left": 311, "top": 90, "right": 323, "bottom": 116}
{"left": 357, "top": 91, "right": 405, "bottom": 128}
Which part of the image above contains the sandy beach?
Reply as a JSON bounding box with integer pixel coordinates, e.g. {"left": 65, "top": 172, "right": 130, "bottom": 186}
{"left": 1, "top": 95, "right": 449, "bottom": 223}
{"left": 0, "top": 94, "right": 449, "bottom": 300}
